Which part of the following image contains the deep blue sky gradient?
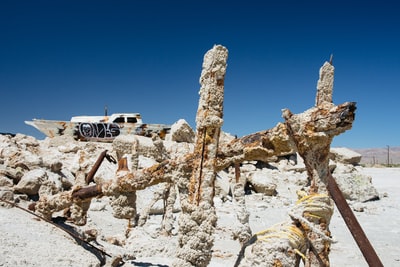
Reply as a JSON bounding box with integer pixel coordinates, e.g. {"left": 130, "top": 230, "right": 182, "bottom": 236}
{"left": 1, "top": 1, "right": 399, "bottom": 148}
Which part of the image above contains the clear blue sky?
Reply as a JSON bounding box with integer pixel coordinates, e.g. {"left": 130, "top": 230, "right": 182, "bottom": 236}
{"left": 1, "top": 1, "right": 399, "bottom": 148}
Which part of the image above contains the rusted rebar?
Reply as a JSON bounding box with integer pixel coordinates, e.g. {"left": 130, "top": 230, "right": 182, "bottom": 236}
{"left": 175, "top": 44, "right": 228, "bottom": 267}
{"left": 85, "top": 150, "right": 116, "bottom": 184}
{"left": 0, "top": 197, "right": 115, "bottom": 264}
{"left": 72, "top": 185, "right": 102, "bottom": 200}
{"left": 327, "top": 173, "right": 384, "bottom": 267}
{"left": 234, "top": 163, "right": 240, "bottom": 183}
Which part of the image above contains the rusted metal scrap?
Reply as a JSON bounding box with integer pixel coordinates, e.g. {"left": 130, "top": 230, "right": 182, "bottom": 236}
{"left": 217, "top": 122, "right": 296, "bottom": 171}
{"left": 234, "top": 61, "right": 377, "bottom": 267}
{"left": 34, "top": 156, "right": 175, "bottom": 225}
{"left": 31, "top": 47, "right": 383, "bottom": 267}
{"left": 85, "top": 150, "right": 116, "bottom": 184}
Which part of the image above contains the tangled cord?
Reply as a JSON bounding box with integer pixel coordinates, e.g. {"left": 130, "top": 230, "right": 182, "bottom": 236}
{"left": 289, "top": 193, "right": 336, "bottom": 243}
{"left": 255, "top": 222, "right": 308, "bottom": 260}
{"left": 235, "top": 193, "right": 336, "bottom": 266}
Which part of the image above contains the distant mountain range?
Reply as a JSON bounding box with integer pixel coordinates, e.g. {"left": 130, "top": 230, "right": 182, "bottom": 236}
{"left": 351, "top": 146, "right": 400, "bottom": 165}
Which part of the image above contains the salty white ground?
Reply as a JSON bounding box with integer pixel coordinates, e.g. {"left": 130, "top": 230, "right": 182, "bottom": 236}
{"left": 1, "top": 167, "right": 399, "bottom": 267}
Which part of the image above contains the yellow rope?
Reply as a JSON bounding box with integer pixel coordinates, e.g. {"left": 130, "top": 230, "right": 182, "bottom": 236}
{"left": 289, "top": 192, "right": 336, "bottom": 243}
{"left": 255, "top": 222, "right": 307, "bottom": 255}
{"left": 294, "top": 193, "right": 333, "bottom": 221}
{"left": 236, "top": 193, "right": 335, "bottom": 266}
{"left": 254, "top": 193, "right": 335, "bottom": 252}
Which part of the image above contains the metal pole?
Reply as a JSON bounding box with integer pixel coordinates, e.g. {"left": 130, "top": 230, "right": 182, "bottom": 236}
{"left": 235, "top": 163, "right": 240, "bottom": 183}
{"left": 327, "top": 173, "right": 384, "bottom": 267}
{"left": 387, "top": 145, "right": 390, "bottom": 166}
{"left": 85, "top": 150, "right": 108, "bottom": 184}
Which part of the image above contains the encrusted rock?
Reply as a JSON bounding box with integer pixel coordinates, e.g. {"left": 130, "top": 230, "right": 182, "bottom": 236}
{"left": 112, "top": 135, "right": 134, "bottom": 152}
{"left": 247, "top": 171, "right": 277, "bottom": 196}
{"left": 110, "top": 192, "right": 137, "bottom": 219}
{"left": 0, "top": 188, "right": 14, "bottom": 207}
{"left": 0, "top": 175, "right": 13, "bottom": 187}
{"left": 167, "top": 119, "right": 195, "bottom": 143}
{"left": 113, "top": 135, "right": 166, "bottom": 169}
{"left": 14, "top": 133, "right": 40, "bottom": 148}
{"left": 38, "top": 180, "right": 59, "bottom": 197}
{"left": 330, "top": 147, "right": 362, "bottom": 165}
{"left": 14, "top": 169, "right": 48, "bottom": 195}
{"left": 8, "top": 150, "right": 43, "bottom": 170}
{"left": 42, "top": 135, "right": 77, "bottom": 148}
{"left": 333, "top": 166, "right": 379, "bottom": 202}
{"left": 0, "top": 165, "right": 25, "bottom": 184}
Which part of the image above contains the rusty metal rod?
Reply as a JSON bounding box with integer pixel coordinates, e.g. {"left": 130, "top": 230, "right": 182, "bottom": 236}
{"left": 327, "top": 173, "right": 384, "bottom": 267}
{"left": 234, "top": 163, "right": 240, "bottom": 183}
{"left": 0, "top": 197, "right": 114, "bottom": 260}
{"left": 72, "top": 185, "right": 103, "bottom": 200}
{"left": 85, "top": 150, "right": 108, "bottom": 184}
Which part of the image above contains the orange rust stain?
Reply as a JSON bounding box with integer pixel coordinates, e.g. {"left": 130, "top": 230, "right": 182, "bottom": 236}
{"left": 117, "top": 158, "right": 129, "bottom": 172}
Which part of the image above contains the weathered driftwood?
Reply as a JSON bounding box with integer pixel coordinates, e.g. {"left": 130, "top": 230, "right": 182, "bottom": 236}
{"left": 33, "top": 46, "right": 360, "bottom": 266}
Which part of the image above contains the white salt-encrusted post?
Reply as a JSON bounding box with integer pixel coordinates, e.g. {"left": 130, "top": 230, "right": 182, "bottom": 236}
{"left": 315, "top": 61, "right": 334, "bottom": 106}
{"left": 285, "top": 60, "right": 353, "bottom": 266}
{"left": 173, "top": 45, "right": 228, "bottom": 267}
{"left": 232, "top": 183, "right": 252, "bottom": 245}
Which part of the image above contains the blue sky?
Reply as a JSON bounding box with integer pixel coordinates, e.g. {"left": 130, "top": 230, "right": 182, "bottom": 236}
{"left": 1, "top": 1, "right": 399, "bottom": 148}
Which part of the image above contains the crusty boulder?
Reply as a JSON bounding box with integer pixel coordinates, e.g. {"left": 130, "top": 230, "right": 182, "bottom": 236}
{"left": 330, "top": 147, "right": 362, "bottom": 165}
{"left": 166, "top": 119, "right": 195, "bottom": 143}
{"left": 14, "top": 169, "right": 47, "bottom": 195}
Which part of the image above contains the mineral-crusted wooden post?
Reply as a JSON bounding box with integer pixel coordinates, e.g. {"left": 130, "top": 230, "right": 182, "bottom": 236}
{"left": 284, "top": 61, "right": 354, "bottom": 266}
{"left": 315, "top": 61, "right": 334, "bottom": 106}
{"left": 173, "top": 45, "right": 228, "bottom": 267}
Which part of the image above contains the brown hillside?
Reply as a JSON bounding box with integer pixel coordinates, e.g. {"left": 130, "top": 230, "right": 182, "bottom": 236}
{"left": 353, "top": 146, "right": 400, "bottom": 165}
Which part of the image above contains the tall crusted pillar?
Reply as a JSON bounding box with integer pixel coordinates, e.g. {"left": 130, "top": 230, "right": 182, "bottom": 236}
{"left": 284, "top": 60, "right": 355, "bottom": 266}
{"left": 315, "top": 61, "right": 334, "bottom": 106}
{"left": 173, "top": 45, "right": 228, "bottom": 267}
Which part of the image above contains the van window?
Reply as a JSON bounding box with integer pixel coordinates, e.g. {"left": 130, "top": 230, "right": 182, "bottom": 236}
{"left": 113, "top": 117, "right": 125, "bottom": 123}
{"left": 127, "top": 117, "right": 137, "bottom": 123}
